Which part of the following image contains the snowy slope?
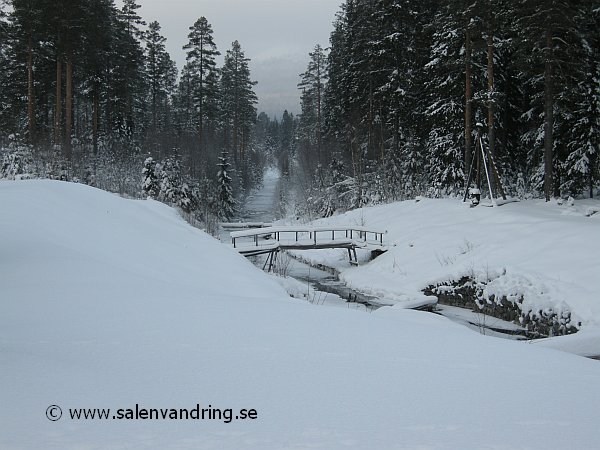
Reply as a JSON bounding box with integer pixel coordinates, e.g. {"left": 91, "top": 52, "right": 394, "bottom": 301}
{"left": 2, "top": 180, "right": 600, "bottom": 450}
{"left": 287, "top": 198, "right": 600, "bottom": 330}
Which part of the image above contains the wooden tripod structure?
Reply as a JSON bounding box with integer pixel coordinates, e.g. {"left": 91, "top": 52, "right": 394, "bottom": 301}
{"left": 463, "top": 124, "right": 506, "bottom": 206}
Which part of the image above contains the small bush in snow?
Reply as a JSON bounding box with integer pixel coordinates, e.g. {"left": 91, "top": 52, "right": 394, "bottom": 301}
{"left": 0, "top": 136, "right": 35, "bottom": 180}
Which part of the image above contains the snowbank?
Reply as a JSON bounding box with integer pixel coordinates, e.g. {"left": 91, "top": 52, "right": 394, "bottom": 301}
{"left": 287, "top": 197, "right": 600, "bottom": 330}
{"left": 2, "top": 180, "right": 600, "bottom": 449}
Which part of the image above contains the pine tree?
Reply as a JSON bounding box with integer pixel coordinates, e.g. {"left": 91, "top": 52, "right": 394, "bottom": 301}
{"left": 183, "top": 17, "right": 220, "bottom": 156}
{"left": 10, "top": 0, "right": 45, "bottom": 143}
{"left": 0, "top": 2, "right": 23, "bottom": 134}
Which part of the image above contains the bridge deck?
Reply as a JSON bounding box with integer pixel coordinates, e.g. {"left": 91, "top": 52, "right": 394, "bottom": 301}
{"left": 229, "top": 226, "right": 387, "bottom": 261}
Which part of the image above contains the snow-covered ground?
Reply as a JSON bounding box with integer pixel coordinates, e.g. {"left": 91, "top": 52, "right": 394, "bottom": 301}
{"left": 284, "top": 196, "right": 600, "bottom": 355}
{"left": 2, "top": 180, "right": 600, "bottom": 449}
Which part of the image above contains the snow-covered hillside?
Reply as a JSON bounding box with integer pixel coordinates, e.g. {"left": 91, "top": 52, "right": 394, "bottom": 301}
{"left": 288, "top": 197, "right": 600, "bottom": 338}
{"left": 2, "top": 180, "right": 600, "bottom": 450}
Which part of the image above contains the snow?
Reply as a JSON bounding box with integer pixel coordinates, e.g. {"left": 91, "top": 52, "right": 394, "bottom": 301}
{"left": 230, "top": 225, "right": 385, "bottom": 238}
{"left": 2, "top": 179, "right": 600, "bottom": 449}
{"left": 285, "top": 197, "right": 600, "bottom": 322}
{"left": 534, "top": 328, "right": 600, "bottom": 358}
{"left": 284, "top": 196, "right": 600, "bottom": 354}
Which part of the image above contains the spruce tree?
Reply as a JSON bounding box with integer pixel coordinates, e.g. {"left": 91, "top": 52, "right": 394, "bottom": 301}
{"left": 217, "top": 151, "right": 235, "bottom": 220}
{"left": 112, "top": 0, "right": 146, "bottom": 138}
{"left": 424, "top": 1, "right": 469, "bottom": 195}
{"left": 145, "top": 21, "right": 167, "bottom": 131}
{"left": 220, "top": 40, "right": 257, "bottom": 174}
{"left": 173, "top": 62, "right": 196, "bottom": 133}
{"left": 514, "top": 0, "right": 584, "bottom": 200}
{"left": 81, "top": 0, "right": 115, "bottom": 153}
{"left": 298, "top": 44, "right": 327, "bottom": 168}
{"left": 562, "top": 4, "right": 600, "bottom": 197}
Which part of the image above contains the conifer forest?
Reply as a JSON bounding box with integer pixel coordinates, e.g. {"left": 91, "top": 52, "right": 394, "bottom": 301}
{"left": 1, "top": 0, "right": 598, "bottom": 223}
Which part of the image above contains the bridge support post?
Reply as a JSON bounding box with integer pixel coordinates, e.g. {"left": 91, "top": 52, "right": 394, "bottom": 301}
{"left": 263, "top": 249, "right": 279, "bottom": 272}
{"left": 347, "top": 246, "right": 359, "bottom": 265}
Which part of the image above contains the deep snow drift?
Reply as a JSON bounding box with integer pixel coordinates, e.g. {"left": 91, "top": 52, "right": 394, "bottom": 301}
{"left": 1, "top": 180, "right": 600, "bottom": 450}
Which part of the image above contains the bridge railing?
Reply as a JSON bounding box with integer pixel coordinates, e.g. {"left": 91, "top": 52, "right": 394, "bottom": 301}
{"left": 219, "top": 222, "right": 273, "bottom": 230}
{"left": 230, "top": 226, "right": 386, "bottom": 249}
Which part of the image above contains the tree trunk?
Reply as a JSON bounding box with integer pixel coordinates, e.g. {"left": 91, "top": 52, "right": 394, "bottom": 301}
{"left": 65, "top": 58, "right": 73, "bottom": 160}
{"left": 316, "top": 63, "right": 322, "bottom": 166}
{"left": 379, "top": 105, "right": 385, "bottom": 162}
{"left": 543, "top": 29, "right": 554, "bottom": 201}
{"left": 465, "top": 27, "right": 473, "bottom": 179}
{"left": 27, "top": 36, "right": 35, "bottom": 143}
{"left": 590, "top": 152, "right": 596, "bottom": 198}
{"left": 93, "top": 88, "right": 99, "bottom": 154}
{"left": 224, "top": 126, "right": 230, "bottom": 165}
{"left": 486, "top": 35, "right": 495, "bottom": 159}
{"left": 198, "top": 54, "right": 204, "bottom": 157}
{"left": 233, "top": 96, "right": 240, "bottom": 162}
{"left": 487, "top": 32, "right": 496, "bottom": 194}
{"left": 55, "top": 59, "right": 62, "bottom": 145}
{"left": 152, "top": 81, "right": 157, "bottom": 131}
{"left": 486, "top": 0, "right": 497, "bottom": 195}
{"left": 368, "top": 77, "right": 374, "bottom": 160}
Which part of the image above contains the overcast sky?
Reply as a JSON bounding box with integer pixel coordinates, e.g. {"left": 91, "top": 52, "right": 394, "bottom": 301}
{"left": 121, "top": 0, "right": 343, "bottom": 118}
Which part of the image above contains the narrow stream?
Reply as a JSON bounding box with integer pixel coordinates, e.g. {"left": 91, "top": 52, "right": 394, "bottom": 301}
{"left": 267, "top": 252, "right": 386, "bottom": 312}
{"left": 222, "top": 168, "right": 529, "bottom": 339}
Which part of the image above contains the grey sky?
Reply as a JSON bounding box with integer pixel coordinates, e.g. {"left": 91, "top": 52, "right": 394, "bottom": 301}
{"left": 124, "top": 0, "right": 342, "bottom": 118}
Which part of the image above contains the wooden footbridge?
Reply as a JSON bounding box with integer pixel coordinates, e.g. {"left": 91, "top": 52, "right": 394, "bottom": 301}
{"left": 227, "top": 224, "right": 388, "bottom": 270}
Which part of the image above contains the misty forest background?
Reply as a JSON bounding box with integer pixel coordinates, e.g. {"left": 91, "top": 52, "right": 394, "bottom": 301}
{"left": 0, "top": 0, "right": 599, "bottom": 229}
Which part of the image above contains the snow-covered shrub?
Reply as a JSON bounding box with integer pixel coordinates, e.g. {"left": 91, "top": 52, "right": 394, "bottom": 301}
{"left": 177, "top": 182, "right": 201, "bottom": 214}
{"left": 141, "top": 156, "right": 206, "bottom": 215}
{"left": 157, "top": 157, "right": 180, "bottom": 204}
{"left": 142, "top": 157, "right": 160, "bottom": 199}
{"left": 0, "top": 135, "right": 36, "bottom": 180}
{"left": 217, "top": 152, "right": 236, "bottom": 220}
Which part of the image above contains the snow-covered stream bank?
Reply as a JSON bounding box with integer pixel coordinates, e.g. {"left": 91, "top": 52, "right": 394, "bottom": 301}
{"left": 276, "top": 190, "right": 600, "bottom": 359}
{"left": 228, "top": 169, "right": 542, "bottom": 341}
